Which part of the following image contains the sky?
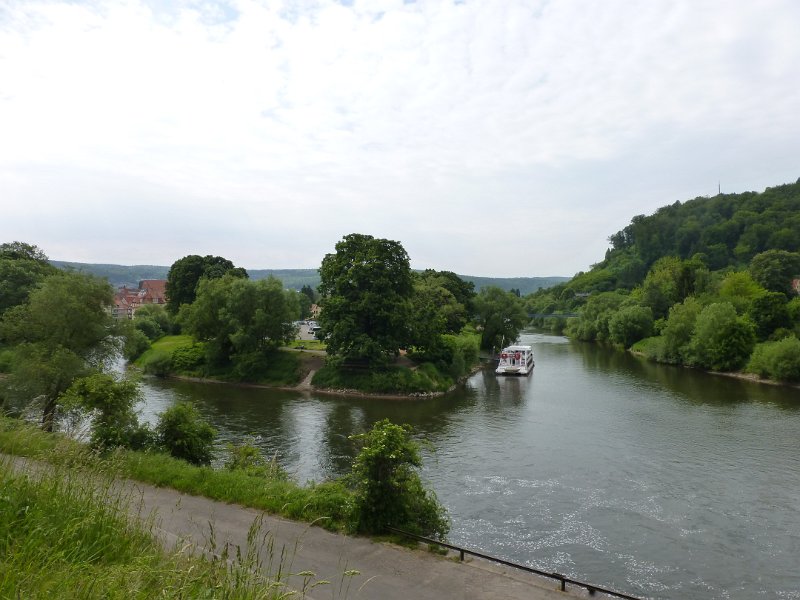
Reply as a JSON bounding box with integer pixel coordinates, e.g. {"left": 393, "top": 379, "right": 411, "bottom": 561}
{"left": 1, "top": 0, "right": 799, "bottom": 278}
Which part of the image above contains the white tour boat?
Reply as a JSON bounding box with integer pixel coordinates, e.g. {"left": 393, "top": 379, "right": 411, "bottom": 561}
{"left": 495, "top": 345, "right": 534, "bottom": 376}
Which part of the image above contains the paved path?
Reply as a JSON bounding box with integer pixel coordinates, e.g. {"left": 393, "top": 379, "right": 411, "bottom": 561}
{"left": 5, "top": 455, "right": 595, "bottom": 600}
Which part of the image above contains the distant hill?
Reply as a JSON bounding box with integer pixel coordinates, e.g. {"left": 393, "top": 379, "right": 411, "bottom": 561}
{"left": 51, "top": 262, "right": 170, "bottom": 287}
{"left": 50, "top": 261, "right": 567, "bottom": 294}
{"left": 459, "top": 275, "right": 568, "bottom": 296}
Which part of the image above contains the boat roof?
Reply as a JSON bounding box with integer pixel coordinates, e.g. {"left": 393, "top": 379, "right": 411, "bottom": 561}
{"left": 501, "top": 345, "right": 532, "bottom": 351}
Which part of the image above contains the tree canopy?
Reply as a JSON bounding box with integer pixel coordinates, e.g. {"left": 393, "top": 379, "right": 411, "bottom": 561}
{"left": 0, "top": 241, "right": 57, "bottom": 315}
{"left": 165, "top": 254, "right": 248, "bottom": 314}
{"left": 318, "top": 234, "right": 413, "bottom": 366}
{"left": 179, "top": 275, "right": 299, "bottom": 377}
{"left": 473, "top": 286, "right": 528, "bottom": 350}
{"left": 0, "top": 271, "right": 115, "bottom": 429}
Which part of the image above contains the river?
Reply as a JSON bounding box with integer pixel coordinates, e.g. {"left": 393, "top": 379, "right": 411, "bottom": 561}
{"left": 136, "top": 332, "right": 800, "bottom": 599}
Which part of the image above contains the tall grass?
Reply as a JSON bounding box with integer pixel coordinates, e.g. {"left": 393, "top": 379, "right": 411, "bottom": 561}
{"left": 0, "top": 456, "right": 333, "bottom": 599}
{"left": 0, "top": 416, "right": 356, "bottom": 533}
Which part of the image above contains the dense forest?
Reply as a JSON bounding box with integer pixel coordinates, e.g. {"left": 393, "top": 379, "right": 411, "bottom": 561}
{"left": 527, "top": 179, "right": 800, "bottom": 382}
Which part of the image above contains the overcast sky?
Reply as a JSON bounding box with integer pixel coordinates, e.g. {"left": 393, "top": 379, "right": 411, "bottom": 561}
{"left": 1, "top": 0, "right": 798, "bottom": 277}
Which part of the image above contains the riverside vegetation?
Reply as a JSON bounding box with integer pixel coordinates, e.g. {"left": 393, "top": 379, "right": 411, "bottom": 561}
{"left": 127, "top": 234, "right": 526, "bottom": 395}
{"left": 0, "top": 445, "right": 341, "bottom": 599}
{"left": 0, "top": 240, "right": 452, "bottom": 594}
{"left": 526, "top": 179, "right": 800, "bottom": 383}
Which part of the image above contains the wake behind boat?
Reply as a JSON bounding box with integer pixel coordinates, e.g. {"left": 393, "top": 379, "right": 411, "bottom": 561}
{"left": 495, "top": 345, "right": 534, "bottom": 375}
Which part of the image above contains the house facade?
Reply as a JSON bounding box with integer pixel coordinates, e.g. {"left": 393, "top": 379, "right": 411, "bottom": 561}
{"left": 111, "top": 279, "right": 168, "bottom": 319}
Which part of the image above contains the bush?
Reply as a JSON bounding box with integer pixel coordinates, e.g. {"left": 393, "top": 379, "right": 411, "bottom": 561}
{"left": 312, "top": 364, "right": 452, "bottom": 394}
{"left": 156, "top": 402, "right": 216, "bottom": 465}
{"left": 170, "top": 343, "right": 206, "bottom": 375}
{"left": 349, "top": 419, "right": 449, "bottom": 539}
{"left": 747, "top": 337, "right": 800, "bottom": 382}
{"left": 123, "top": 329, "right": 151, "bottom": 361}
{"left": 134, "top": 316, "right": 164, "bottom": 341}
{"left": 141, "top": 351, "right": 172, "bottom": 377}
{"left": 0, "top": 348, "right": 13, "bottom": 373}
{"left": 225, "top": 436, "right": 287, "bottom": 480}
{"left": 689, "top": 302, "right": 756, "bottom": 371}
{"left": 60, "top": 373, "right": 155, "bottom": 451}
{"left": 608, "top": 305, "right": 654, "bottom": 348}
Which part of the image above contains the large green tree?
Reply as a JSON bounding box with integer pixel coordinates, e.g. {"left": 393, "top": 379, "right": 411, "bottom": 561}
{"left": 748, "top": 250, "right": 800, "bottom": 297}
{"left": 689, "top": 302, "right": 756, "bottom": 371}
{"left": 0, "top": 241, "right": 57, "bottom": 316}
{"left": 0, "top": 272, "right": 115, "bottom": 430}
{"left": 473, "top": 286, "right": 528, "bottom": 350}
{"left": 179, "top": 275, "right": 299, "bottom": 374}
{"left": 165, "top": 254, "right": 248, "bottom": 314}
{"left": 318, "top": 234, "right": 413, "bottom": 366}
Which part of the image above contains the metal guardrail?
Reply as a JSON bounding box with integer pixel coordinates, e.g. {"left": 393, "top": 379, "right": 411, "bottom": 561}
{"left": 387, "top": 527, "right": 642, "bottom": 600}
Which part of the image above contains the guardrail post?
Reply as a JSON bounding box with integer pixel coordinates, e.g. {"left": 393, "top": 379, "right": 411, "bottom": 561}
{"left": 553, "top": 574, "right": 565, "bottom": 592}
{"left": 459, "top": 549, "right": 465, "bottom": 561}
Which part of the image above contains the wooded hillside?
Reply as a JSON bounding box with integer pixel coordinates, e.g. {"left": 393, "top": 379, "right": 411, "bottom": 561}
{"left": 528, "top": 179, "right": 800, "bottom": 381}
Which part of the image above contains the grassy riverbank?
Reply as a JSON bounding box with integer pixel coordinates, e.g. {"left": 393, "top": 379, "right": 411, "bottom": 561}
{"left": 136, "top": 336, "right": 303, "bottom": 386}
{"left": 0, "top": 454, "right": 316, "bottom": 599}
{"left": 0, "top": 416, "right": 355, "bottom": 533}
{"left": 135, "top": 333, "right": 481, "bottom": 396}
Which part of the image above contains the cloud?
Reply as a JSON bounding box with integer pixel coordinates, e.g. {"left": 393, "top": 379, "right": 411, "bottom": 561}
{"left": 1, "top": 0, "right": 799, "bottom": 275}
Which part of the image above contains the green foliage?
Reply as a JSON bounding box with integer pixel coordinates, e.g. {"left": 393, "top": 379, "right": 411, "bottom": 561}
{"left": 349, "top": 419, "right": 449, "bottom": 538}
{"left": 473, "top": 286, "right": 528, "bottom": 350}
{"left": 749, "top": 291, "right": 791, "bottom": 340}
{"left": 0, "top": 458, "right": 317, "bottom": 599}
{"left": 0, "top": 414, "right": 356, "bottom": 534}
{"left": 122, "top": 328, "right": 151, "bottom": 361}
{"left": 0, "top": 347, "right": 14, "bottom": 373}
{"left": 179, "top": 275, "right": 299, "bottom": 372}
{"left": 141, "top": 350, "right": 173, "bottom": 377}
{"left": 747, "top": 336, "right": 800, "bottom": 382}
{"left": 60, "top": 373, "right": 153, "bottom": 451}
{"left": 659, "top": 297, "right": 703, "bottom": 363}
{"left": 636, "top": 256, "right": 708, "bottom": 319}
{"left": 165, "top": 254, "right": 248, "bottom": 314}
{"left": 169, "top": 342, "right": 206, "bottom": 375}
{"left": 748, "top": 249, "right": 800, "bottom": 296}
{"left": 156, "top": 402, "right": 216, "bottom": 466}
{"left": 319, "top": 234, "right": 414, "bottom": 366}
{"left": 0, "top": 241, "right": 57, "bottom": 316}
{"left": 0, "top": 271, "right": 115, "bottom": 430}
{"left": 567, "top": 291, "right": 628, "bottom": 342}
{"left": 225, "top": 437, "right": 287, "bottom": 480}
{"left": 312, "top": 363, "right": 453, "bottom": 394}
{"left": 608, "top": 305, "right": 654, "bottom": 348}
{"left": 689, "top": 302, "right": 756, "bottom": 371}
{"left": 718, "top": 271, "right": 765, "bottom": 313}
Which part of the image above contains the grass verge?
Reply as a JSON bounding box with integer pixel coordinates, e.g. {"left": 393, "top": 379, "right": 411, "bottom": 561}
{"left": 0, "top": 416, "right": 356, "bottom": 533}
{"left": 0, "top": 454, "right": 338, "bottom": 599}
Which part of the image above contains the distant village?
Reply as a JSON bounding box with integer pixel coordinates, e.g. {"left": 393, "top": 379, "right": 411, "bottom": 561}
{"left": 111, "top": 280, "right": 167, "bottom": 319}
{"left": 112, "top": 279, "right": 321, "bottom": 320}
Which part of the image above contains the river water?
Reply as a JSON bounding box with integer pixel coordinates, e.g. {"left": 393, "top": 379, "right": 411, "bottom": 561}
{"left": 136, "top": 332, "right": 800, "bottom": 599}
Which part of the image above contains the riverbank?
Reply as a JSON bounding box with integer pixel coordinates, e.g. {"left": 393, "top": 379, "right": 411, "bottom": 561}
{"left": 628, "top": 348, "right": 800, "bottom": 390}
{"left": 136, "top": 335, "right": 484, "bottom": 399}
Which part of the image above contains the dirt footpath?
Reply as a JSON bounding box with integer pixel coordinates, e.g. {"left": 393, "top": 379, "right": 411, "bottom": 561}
{"left": 6, "top": 455, "right": 594, "bottom": 600}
